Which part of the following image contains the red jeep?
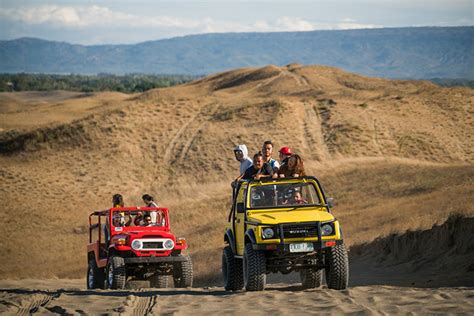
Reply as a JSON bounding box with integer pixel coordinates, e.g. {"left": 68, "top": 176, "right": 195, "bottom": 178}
{"left": 87, "top": 206, "right": 193, "bottom": 289}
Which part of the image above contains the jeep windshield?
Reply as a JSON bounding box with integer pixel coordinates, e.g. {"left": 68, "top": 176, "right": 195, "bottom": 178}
{"left": 109, "top": 209, "right": 166, "bottom": 228}
{"left": 249, "top": 182, "right": 322, "bottom": 209}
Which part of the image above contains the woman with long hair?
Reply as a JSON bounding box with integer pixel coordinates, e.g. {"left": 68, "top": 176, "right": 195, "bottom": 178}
{"left": 278, "top": 153, "right": 306, "bottom": 178}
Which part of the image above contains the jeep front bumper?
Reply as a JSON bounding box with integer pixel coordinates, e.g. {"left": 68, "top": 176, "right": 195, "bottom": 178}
{"left": 252, "top": 239, "right": 343, "bottom": 252}
{"left": 123, "top": 256, "right": 187, "bottom": 264}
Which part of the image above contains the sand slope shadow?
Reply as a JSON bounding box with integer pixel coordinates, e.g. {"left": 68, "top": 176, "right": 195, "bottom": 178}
{"left": 349, "top": 214, "right": 474, "bottom": 287}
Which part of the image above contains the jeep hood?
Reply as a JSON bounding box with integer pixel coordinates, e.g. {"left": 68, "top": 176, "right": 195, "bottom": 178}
{"left": 247, "top": 207, "right": 334, "bottom": 225}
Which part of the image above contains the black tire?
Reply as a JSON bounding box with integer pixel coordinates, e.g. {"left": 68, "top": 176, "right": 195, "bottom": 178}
{"left": 300, "top": 259, "right": 322, "bottom": 289}
{"left": 243, "top": 243, "right": 266, "bottom": 291}
{"left": 325, "top": 244, "right": 349, "bottom": 290}
{"left": 222, "top": 246, "right": 244, "bottom": 291}
{"left": 150, "top": 274, "right": 169, "bottom": 288}
{"left": 106, "top": 256, "right": 126, "bottom": 289}
{"left": 87, "top": 258, "right": 105, "bottom": 289}
{"left": 173, "top": 255, "right": 193, "bottom": 288}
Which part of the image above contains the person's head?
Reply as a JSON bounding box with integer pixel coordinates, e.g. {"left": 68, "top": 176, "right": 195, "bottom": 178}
{"left": 112, "top": 213, "right": 123, "bottom": 226}
{"left": 288, "top": 153, "right": 304, "bottom": 170}
{"left": 234, "top": 144, "right": 248, "bottom": 162}
{"left": 278, "top": 146, "right": 292, "bottom": 161}
{"left": 144, "top": 214, "right": 152, "bottom": 225}
{"left": 262, "top": 140, "right": 274, "bottom": 159}
{"left": 234, "top": 149, "right": 244, "bottom": 162}
{"left": 253, "top": 152, "right": 265, "bottom": 169}
{"left": 142, "top": 194, "right": 153, "bottom": 204}
{"left": 294, "top": 191, "right": 303, "bottom": 202}
{"left": 112, "top": 194, "right": 124, "bottom": 207}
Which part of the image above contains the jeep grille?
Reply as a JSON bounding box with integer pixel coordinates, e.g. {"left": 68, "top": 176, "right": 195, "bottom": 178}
{"left": 283, "top": 225, "right": 318, "bottom": 238}
{"left": 142, "top": 241, "right": 164, "bottom": 249}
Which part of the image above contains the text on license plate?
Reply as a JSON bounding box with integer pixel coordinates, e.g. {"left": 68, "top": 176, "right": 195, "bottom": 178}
{"left": 289, "top": 242, "right": 314, "bottom": 253}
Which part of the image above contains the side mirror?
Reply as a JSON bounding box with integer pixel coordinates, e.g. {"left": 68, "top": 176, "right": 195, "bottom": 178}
{"left": 236, "top": 203, "right": 245, "bottom": 214}
{"left": 327, "top": 197, "right": 334, "bottom": 209}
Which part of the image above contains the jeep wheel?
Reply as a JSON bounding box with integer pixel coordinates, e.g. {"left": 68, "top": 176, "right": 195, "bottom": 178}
{"left": 325, "top": 244, "right": 349, "bottom": 290}
{"left": 106, "top": 256, "right": 126, "bottom": 289}
{"left": 222, "top": 246, "right": 244, "bottom": 291}
{"left": 243, "top": 243, "right": 266, "bottom": 291}
{"left": 87, "top": 259, "right": 105, "bottom": 289}
{"left": 150, "top": 274, "right": 169, "bottom": 288}
{"left": 300, "top": 259, "right": 322, "bottom": 289}
{"left": 173, "top": 255, "right": 193, "bottom": 288}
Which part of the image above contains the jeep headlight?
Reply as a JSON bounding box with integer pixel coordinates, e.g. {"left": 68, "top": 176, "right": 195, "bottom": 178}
{"left": 262, "top": 227, "right": 275, "bottom": 239}
{"left": 163, "top": 239, "right": 174, "bottom": 250}
{"left": 321, "top": 223, "right": 334, "bottom": 236}
{"left": 131, "top": 239, "right": 142, "bottom": 250}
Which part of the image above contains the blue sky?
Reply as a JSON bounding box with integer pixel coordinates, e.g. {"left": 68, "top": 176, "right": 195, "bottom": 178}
{"left": 0, "top": 0, "right": 472, "bottom": 44}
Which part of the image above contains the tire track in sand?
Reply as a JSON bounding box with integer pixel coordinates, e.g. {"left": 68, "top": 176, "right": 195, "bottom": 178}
{"left": 16, "top": 292, "right": 59, "bottom": 315}
{"left": 123, "top": 289, "right": 157, "bottom": 316}
{"left": 165, "top": 102, "right": 220, "bottom": 166}
{"left": 302, "top": 101, "right": 330, "bottom": 161}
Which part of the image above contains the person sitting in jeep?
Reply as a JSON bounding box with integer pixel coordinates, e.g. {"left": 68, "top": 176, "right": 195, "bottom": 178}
{"left": 112, "top": 212, "right": 132, "bottom": 227}
{"left": 293, "top": 191, "right": 308, "bottom": 204}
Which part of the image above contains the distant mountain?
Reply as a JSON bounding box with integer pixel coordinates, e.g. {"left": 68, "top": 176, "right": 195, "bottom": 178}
{"left": 1, "top": 27, "right": 473, "bottom": 79}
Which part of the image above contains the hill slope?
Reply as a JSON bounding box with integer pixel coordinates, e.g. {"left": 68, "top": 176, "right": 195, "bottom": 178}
{"left": 0, "top": 65, "right": 473, "bottom": 284}
{"left": 1, "top": 27, "right": 473, "bottom": 78}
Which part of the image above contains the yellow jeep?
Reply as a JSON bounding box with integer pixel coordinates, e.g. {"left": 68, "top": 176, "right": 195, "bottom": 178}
{"left": 222, "top": 176, "right": 348, "bottom": 291}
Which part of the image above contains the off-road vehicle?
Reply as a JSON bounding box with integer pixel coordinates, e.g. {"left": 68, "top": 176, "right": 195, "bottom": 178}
{"left": 222, "top": 177, "right": 348, "bottom": 291}
{"left": 87, "top": 206, "right": 193, "bottom": 289}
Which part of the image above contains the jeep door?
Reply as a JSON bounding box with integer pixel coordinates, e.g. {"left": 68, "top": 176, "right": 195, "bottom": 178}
{"left": 234, "top": 183, "right": 247, "bottom": 256}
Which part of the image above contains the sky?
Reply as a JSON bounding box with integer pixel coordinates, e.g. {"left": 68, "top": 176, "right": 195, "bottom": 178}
{"left": 0, "top": 0, "right": 472, "bottom": 45}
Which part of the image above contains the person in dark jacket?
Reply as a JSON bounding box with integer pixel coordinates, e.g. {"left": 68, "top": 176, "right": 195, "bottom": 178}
{"left": 239, "top": 152, "right": 274, "bottom": 180}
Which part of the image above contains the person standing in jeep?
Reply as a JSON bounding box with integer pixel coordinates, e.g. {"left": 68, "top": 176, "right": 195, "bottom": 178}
{"left": 262, "top": 140, "right": 280, "bottom": 173}
{"left": 278, "top": 146, "right": 292, "bottom": 168}
{"left": 234, "top": 144, "right": 253, "bottom": 178}
{"left": 239, "top": 152, "right": 274, "bottom": 180}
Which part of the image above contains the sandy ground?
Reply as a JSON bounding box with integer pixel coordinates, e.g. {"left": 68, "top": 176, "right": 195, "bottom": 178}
{"left": 1, "top": 279, "right": 473, "bottom": 315}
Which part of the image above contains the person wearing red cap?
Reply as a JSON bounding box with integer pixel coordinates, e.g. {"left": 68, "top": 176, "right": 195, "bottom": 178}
{"left": 278, "top": 146, "right": 292, "bottom": 167}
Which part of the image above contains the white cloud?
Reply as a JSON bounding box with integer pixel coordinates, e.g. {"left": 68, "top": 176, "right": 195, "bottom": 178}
{"left": 276, "top": 17, "right": 314, "bottom": 31}
{"left": 0, "top": 5, "right": 319, "bottom": 33}
{"left": 334, "top": 22, "right": 382, "bottom": 30}
{"left": 0, "top": 5, "right": 200, "bottom": 28}
{"left": 0, "top": 4, "right": 384, "bottom": 43}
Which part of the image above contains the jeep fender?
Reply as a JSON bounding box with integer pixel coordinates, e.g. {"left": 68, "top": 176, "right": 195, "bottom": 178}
{"left": 224, "top": 229, "right": 236, "bottom": 254}
{"left": 245, "top": 229, "right": 257, "bottom": 245}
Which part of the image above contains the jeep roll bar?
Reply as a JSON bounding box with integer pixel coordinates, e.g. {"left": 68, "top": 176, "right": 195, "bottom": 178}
{"left": 232, "top": 176, "right": 332, "bottom": 212}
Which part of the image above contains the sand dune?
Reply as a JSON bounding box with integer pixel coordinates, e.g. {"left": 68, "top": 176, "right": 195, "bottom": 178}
{"left": 0, "top": 65, "right": 473, "bottom": 313}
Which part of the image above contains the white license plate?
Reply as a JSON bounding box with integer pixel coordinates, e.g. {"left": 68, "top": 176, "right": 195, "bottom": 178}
{"left": 289, "top": 242, "right": 314, "bottom": 253}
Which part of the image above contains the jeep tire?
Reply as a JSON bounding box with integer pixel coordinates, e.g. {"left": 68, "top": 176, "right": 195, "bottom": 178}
{"left": 243, "top": 243, "right": 266, "bottom": 291}
{"left": 325, "top": 244, "right": 349, "bottom": 290}
{"left": 106, "top": 256, "right": 126, "bottom": 289}
{"left": 173, "top": 255, "right": 193, "bottom": 288}
{"left": 222, "top": 246, "right": 244, "bottom": 291}
{"left": 87, "top": 258, "right": 105, "bottom": 289}
{"left": 300, "top": 259, "right": 322, "bottom": 289}
{"left": 150, "top": 274, "right": 169, "bottom": 288}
